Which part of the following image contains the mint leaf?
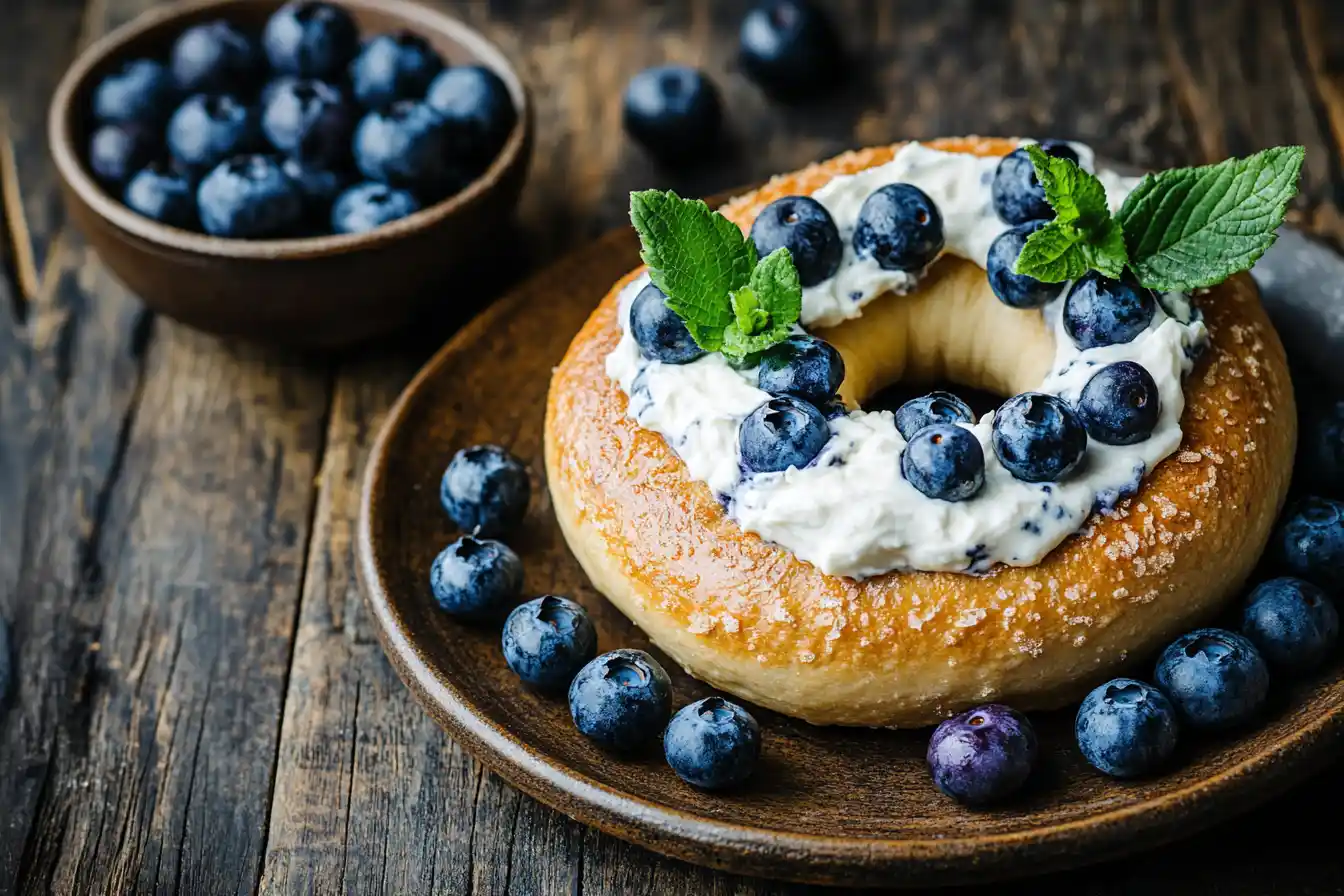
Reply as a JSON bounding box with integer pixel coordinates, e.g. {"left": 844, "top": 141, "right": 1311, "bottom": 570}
{"left": 721, "top": 247, "right": 802, "bottom": 359}
{"left": 1015, "top": 145, "right": 1129, "bottom": 283}
{"left": 630, "top": 190, "right": 756, "bottom": 351}
{"left": 1014, "top": 220, "right": 1088, "bottom": 282}
{"left": 1115, "top": 146, "right": 1305, "bottom": 291}
{"left": 1079, "top": 217, "right": 1129, "bottom": 279}
{"left": 730, "top": 286, "right": 770, "bottom": 335}
{"left": 1024, "top": 144, "right": 1111, "bottom": 228}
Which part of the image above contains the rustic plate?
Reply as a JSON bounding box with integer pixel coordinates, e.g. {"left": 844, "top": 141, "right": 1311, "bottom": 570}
{"left": 356, "top": 221, "right": 1344, "bottom": 888}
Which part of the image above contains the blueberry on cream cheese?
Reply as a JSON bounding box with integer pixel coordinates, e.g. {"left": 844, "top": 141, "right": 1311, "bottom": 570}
{"left": 901, "top": 424, "right": 985, "bottom": 502}
{"left": 1063, "top": 273, "right": 1157, "bottom": 349}
{"left": 1076, "top": 361, "right": 1161, "bottom": 446}
{"left": 852, "top": 183, "right": 944, "bottom": 271}
{"left": 630, "top": 283, "right": 706, "bottom": 365}
{"left": 739, "top": 397, "right": 830, "bottom": 474}
{"left": 755, "top": 334, "right": 844, "bottom": 404}
{"left": 990, "top": 141, "right": 1077, "bottom": 225}
{"left": 992, "top": 392, "right": 1088, "bottom": 483}
{"left": 986, "top": 220, "right": 1057, "bottom": 309}
{"left": 895, "top": 391, "right": 975, "bottom": 441}
{"left": 750, "top": 196, "right": 843, "bottom": 287}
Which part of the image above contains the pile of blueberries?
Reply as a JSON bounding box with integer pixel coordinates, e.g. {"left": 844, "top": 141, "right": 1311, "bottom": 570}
{"left": 431, "top": 445, "right": 762, "bottom": 790}
{"left": 86, "top": 1, "right": 516, "bottom": 238}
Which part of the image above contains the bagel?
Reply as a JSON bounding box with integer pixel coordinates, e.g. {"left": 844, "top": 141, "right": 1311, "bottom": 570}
{"left": 544, "top": 137, "right": 1296, "bottom": 727}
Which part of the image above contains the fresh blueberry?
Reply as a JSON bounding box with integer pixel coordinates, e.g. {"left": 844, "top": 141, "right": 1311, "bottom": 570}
{"left": 88, "top": 123, "right": 158, "bottom": 187}
{"left": 425, "top": 65, "right": 518, "bottom": 172}
{"left": 348, "top": 31, "right": 444, "bottom": 110}
{"left": 1278, "top": 497, "right": 1344, "bottom": 590}
{"left": 353, "top": 100, "right": 459, "bottom": 197}
{"left": 1063, "top": 272, "right": 1157, "bottom": 350}
{"left": 901, "top": 424, "right": 985, "bottom": 502}
{"left": 749, "top": 196, "right": 842, "bottom": 287}
{"left": 261, "top": 78, "right": 354, "bottom": 166}
{"left": 1242, "top": 577, "right": 1339, "bottom": 671}
{"left": 1298, "top": 397, "right": 1344, "bottom": 498}
{"left": 124, "top": 161, "right": 198, "bottom": 230}
{"left": 628, "top": 282, "right": 705, "bottom": 365}
{"left": 1076, "top": 361, "right": 1161, "bottom": 446}
{"left": 171, "top": 21, "right": 265, "bottom": 94}
{"left": 852, "top": 183, "right": 944, "bottom": 272}
{"left": 756, "top": 335, "right": 844, "bottom": 404}
{"left": 991, "top": 141, "right": 1080, "bottom": 225}
{"left": 330, "top": 181, "right": 419, "bottom": 234}
{"left": 167, "top": 94, "right": 261, "bottom": 175}
{"left": 992, "top": 392, "right": 1087, "bottom": 483}
{"left": 197, "top": 154, "right": 305, "bottom": 239}
{"left": 927, "top": 704, "right": 1037, "bottom": 806}
{"left": 1075, "top": 678, "right": 1179, "bottom": 778}
{"left": 739, "top": 396, "right": 831, "bottom": 474}
{"left": 664, "top": 697, "right": 762, "bottom": 790}
{"left": 440, "top": 444, "right": 531, "bottom": 538}
{"left": 501, "top": 595, "right": 599, "bottom": 693}
{"left": 263, "top": 1, "right": 360, "bottom": 80}
{"left": 986, "top": 220, "right": 1058, "bottom": 309}
{"left": 92, "top": 58, "right": 177, "bottom": 126}
{"left": 429, "top": 535, "right": 523, "bottom": 621}
{"left": 622, "top": 65, "right": 722, "bottom": 167}
{"left": 1153, "top": 628, "right": 1269, "bottom": 729}
{"left": 738, "top": 0, "right": 842, "bottom": 100}
{"left": 282, "top": 157, "right": 352, "bottom": 223}
{"left": 568, "top": 649, "right": 672, "bottom": 752}
{"left": 895, "top": 391, "right": 975, "bottom": 441}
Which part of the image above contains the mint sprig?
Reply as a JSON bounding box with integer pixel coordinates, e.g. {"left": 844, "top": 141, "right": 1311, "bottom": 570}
{"left": 630, "top": 190, "right": 802, "bottom": 361}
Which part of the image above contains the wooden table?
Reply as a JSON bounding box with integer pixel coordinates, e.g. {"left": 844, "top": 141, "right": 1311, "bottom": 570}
{"left": 2, "top": 1, "right": 1343, "bottom": 893}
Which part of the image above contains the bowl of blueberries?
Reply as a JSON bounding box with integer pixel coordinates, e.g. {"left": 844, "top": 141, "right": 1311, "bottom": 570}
{"left": 49, "top": 0, "right": 531, "bottom": 348}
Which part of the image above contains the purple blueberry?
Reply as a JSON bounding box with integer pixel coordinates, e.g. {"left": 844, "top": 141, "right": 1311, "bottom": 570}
{"left": 440, "top": 444, "right": 531, "bottom": 538}
{"left": 348, "top": 31, "right": 445, "bottom": 110}
{"left": 664, "top": 697, "right": 762, "bottom": 790}
{"left": 501, "top": 595, "right": 598, "bottom": 693}
{"left": 429, "top": 535, "right": 523, "bottom": 621}
{"left": 171, "top": 20, "right": 264, "bottom": 94}
{"left": 927, "top": 704, "right": 1038, "bottom": 806}
{"left": 124, "top": 161, "right": 198, "bottom": 230}
{"left": 1242, "top": 577, "right": 1339, "bottom": 671}
{"left": 1154, "top": 628, "right": 1269, "bottom": 729}
{"left": 167, "top": 94, "right": 261, "bottom": 175}
{"left": 568, "top": 649, "right": 672, "bottom": 752}
{"left": 91, "top": 58, "right": 177, "bottom": 126}
{"left": 196, "top": 154, "right": 305, "bottom": 239}
{"left": 1075, "top": 678, "right": 1178, "bottom": 778}
{"left": 263, "top": 1, "right": 360, "bottom": 80}
{"left": 261, "top": 78, "right": 354, "bottom": 166}
{"left": 89, "top": 123, "right": 159, "bottom": 187}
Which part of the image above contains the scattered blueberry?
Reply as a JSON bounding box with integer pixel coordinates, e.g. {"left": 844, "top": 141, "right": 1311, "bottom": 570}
{"left": 986, "top": 220, "right": 1057, "bottom": 309}
{"left": 1242, "top": 577, "right": 1339, "bottom": 672}
{"left": 852, "top": 183, "right": 944, "bottom": 271}
{"left": 330, "top": 181, "right": 419, "bottom": 234}
{"left": 501, "top": 596, "right": 599, "bottom": 693}
{"left": 1063, "top": 272, "right": 1156, "bottom": 349}
{"left": 283, "top": 156, "right": 352, "bottom": 222}
{"left": 88, "top": 123, "right": 158, "bottom": 187}
{"left": 1076, "top": 361, "right": 1161, "bottom": 445}
{"left": 171, "top": 20, "right": 264, "bottom": 94}
{"left": 425, "top": 65, "right": 518, "bottom": 172}
{"left": 92, "top": 58, "right": 177, "bottom": 126}
{"left": 261, "top": 78, "right": 354, "bottom": 166}
{"left": 756, "top": 334, "right": 845, "bottom": 404}
{"left": 895, "top": 391, "right": 975, "bottom": 441}
{"left": 429, "top": 535, "right": 523, "bottom": 621}
{"left": 197, "top": 154, "right": 305, "bottom": 238}
{"left": 622, "top": 65, "right": 722, "bottom": 166}
{"left": 263, "top": 1, "right": 360, "bottom": 80}
{"left": 1278, "top": 497, "right": 1344, "bottom": 590}
{"left": 738, "top": 396, "right": 831, "bottom": 474}
{"left": 348, "top": 31, "right": 444, "bottom": 110}
{"left": 749, "top": 196, "right": 843, "bottom": 287}
{"left": 1075, "top": 678, "right": 1179, "bottom": 778}
{"left": 664, "top": 697, "right": 762, "bottom": 790}
{"left": 738, "top": 0, "right": 842, "bottom": 100}
{"left": 629, "top": 282, "right": 706, "bottom": 365}
{"left": 1154, "top": 628, "right": 1269, "bottom": 729}
{"left": 124, "top": 161, "right": 198, "bottom": 230}
{"left": 1298, "top": 397, "right": 1344, "bottom": 497}
{"left": 992, "top": 392, "right": 1088, "bottom": 483}
{"left": 990, "top": 141, "right": 1079, "bottom": 225}
{"left": 568, "top": 649, "right": 672, "bottom": 752}
{"left": 166, "top": 93, "right": 261, "bottom": 175}
{"left": 440, "top": 444, "right": 531, "bottom": 538}
{"left": 901, "top": 424, "right": 985, "bottom": 502}
{"left": 353, "top": 100, "right": 457, "bottom": 196}
{"left": 926, "top": 704, "right": 1037, "bottom": 807}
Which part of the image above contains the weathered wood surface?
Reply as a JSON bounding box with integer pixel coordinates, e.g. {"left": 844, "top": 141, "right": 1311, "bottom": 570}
{"left": 2, "top": 1, "right": 1344, "bottom": 893}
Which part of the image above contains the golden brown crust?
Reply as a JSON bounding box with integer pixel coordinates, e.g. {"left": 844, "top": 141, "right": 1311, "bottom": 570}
{"left": 544, "top": 138, "right": 1297, "bottom": 727}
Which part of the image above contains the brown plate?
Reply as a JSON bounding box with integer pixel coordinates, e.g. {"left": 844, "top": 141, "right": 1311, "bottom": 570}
{"left": 356, "top": 224, "right": 1344, "bottom": 888}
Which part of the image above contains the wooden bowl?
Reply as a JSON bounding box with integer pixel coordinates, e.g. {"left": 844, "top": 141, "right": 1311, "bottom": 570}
{"left": 48, "top": 0, "right": 532, "bottom": 348}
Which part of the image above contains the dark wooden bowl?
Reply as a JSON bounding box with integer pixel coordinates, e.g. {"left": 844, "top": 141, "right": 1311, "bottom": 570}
{"left": 48, "top": 0, "right": 532, "bottom": 349}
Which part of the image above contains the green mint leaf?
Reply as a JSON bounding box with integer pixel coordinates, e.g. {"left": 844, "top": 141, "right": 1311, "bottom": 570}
{"left": 629, "top": 190, "right": 756, "bottom": 352}
{"left": 1023, "top": 143, "right": 1111, "bottom": 228}
{"left": 1078, "top": 218, "right": 1129, "bottom": 279}
{"left": 721, "top": 247, "right": 802, "bottom": 360}
{"left": 1013, "top": 220, "right": 1089, "bottom": 282}
{"left": 1115, "top": 146, "right": 1305, "bottom": 291}
{"left": 730, "top": 286, "right": 770, "bottom": 336}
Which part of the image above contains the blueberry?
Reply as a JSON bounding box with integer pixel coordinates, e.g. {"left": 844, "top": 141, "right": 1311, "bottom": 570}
{"left": 738, "top": 0, "right": 842, "bottom": 100}
{"left": 261, "top": 79, "right": 354, "bottom": 166}
{"left": 1242, "top": 577, "right": 1339, "bottom": 671}
{"left": 167, "top": 94, "right": 261, "bottom": 175}
{"left": 756, "top": 335, "right": 844, "bottom": 404}
{"left": 628, "top": 283, "right": 705, "bottom": 365}
{"left": 749, "top": 196, "right": 842, "bottom": 287}
{"left": 1153, "top": 628, "right": 1269, "bottom": 729}
{"left": 568, "top": 649, "right": 672, "bottom": 752}
{"left": 425, "top": 65, "right": 518, "bottom": 172}
{"left": 92, "top": 59, "right": 177, "bottom": 127}
{"left": 330, "top": 181, "right": 419, "bottom": 234}
{"left": 171, "top": 21, "right": 265, "bottom": 94}
{"left": 992, "top": 392, "right": 1087, "bottom": 483}
{"left": 124, "top": 161, "right": 198, "bottom": 230}
{"left": 348, "top": 31, "right": 444, "bottom": 110}
{"left": 429, "top": 535, "right": 523, "bottom": 621}
{"left": 282, "top": 157, "right": 352, "bottom": 223}
{"left": 88, "top": 123, "right": 158, "bottom": 187}
{"left": 1076, "top": 361, "right": 1161, "bottom": 446}
{"left": 895, "top": 391, "right": 975, "bottom": 441}
{"left": 991, "top": 141, "right": 1079, "bottom": 225}
{"left": 622, "top": 65, "right": 722, "bottom": 167}
{"left": 926, "top": 704, "right": 1037, "bottom": 806}
{"left": 263, "top": 1, "right": 360, "bottom": 80}
{"left": 986, "top": 220, "right": 1058, "bottom": 309}
{"left": 197, "top": 154, "right": 305, "bottom": 239}
{"left": 1063, "top": 272, "right": 1156, "bottom": 350}
{"left": 501, "top": 596, "right": 599, "bottom": 693}
{"left": 353, "top": 101, "right": 459, "bottom": 197}
{"left": 901, "top": 424, "right": 985, "bottom": 502}
{"left": 739, "top": 396, "right": 830, "bottom": 474}
{"left": 664, "top": 697, "right": 762, "bottom": 790}
{"left": 1298, "top": 398, "right": 1344, "bottom": 498}
{"left": 1075, "top": 678, "right": 1179, "bottom": 778}
{"left": 440, "top": 444, "right": 531, "bottom": 538}
{"left": 1278, "top": 497, "right": 1344, "bottom": 590}
{"left": 852, "top": 183, "right": 944, "bottom": 272}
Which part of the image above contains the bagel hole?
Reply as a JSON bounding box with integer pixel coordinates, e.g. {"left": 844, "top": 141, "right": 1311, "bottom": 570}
{"left": 868, "top": 381, "right": 1003, "bottom": 419}
{"left": 604, "top": 657, "right": 649, "bottom": 687}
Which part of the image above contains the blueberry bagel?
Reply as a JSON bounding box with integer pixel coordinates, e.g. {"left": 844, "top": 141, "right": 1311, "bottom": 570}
{"left": 545, "top": 137, "right": 1296, "bottom": 727}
